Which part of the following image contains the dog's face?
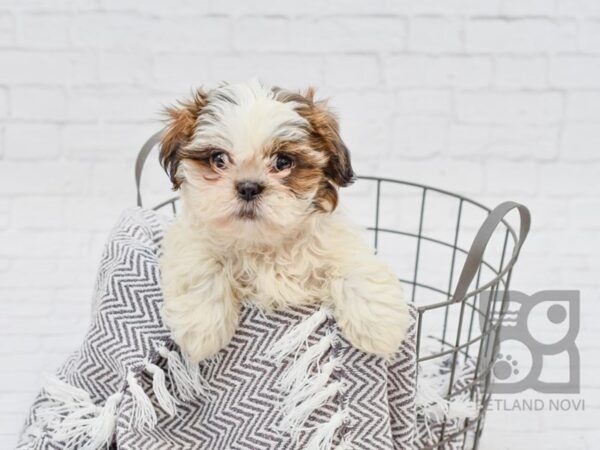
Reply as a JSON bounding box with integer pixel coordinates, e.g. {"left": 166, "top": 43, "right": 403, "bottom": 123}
{"left": 160, "top": 80, "right": 354, "bottom": 242}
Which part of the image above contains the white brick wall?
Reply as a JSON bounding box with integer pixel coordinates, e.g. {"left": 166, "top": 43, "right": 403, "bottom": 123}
{"left": 0, "top": 1, "right": 598, "bottom": 448}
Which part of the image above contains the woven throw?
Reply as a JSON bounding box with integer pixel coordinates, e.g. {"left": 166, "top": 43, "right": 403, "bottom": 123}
{"left": 17, "top": 208, "right": 474, "bottom": 450}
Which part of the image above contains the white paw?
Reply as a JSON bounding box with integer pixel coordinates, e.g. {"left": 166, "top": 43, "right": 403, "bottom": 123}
{"left": 331, "top": 272, "right": 410, "bottom": 359}
{"left": 162, "top": 291, "right": 239, "bottom": 364}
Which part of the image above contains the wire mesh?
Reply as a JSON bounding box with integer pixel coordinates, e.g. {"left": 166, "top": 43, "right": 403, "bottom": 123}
{"left": 143, "top": 175, "right": 526, "bottom": 450}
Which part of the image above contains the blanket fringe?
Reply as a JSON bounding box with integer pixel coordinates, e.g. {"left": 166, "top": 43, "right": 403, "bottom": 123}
{"left": 416, "top": 359, "right": 478, "bottom": 432}
{"left": 38, "top": 376, "right": 122, "bottom": 450}
{"left": 158, "top": 346, "right": 210, "bottom": 400}
{"left": 267, "top": 308, "right": 330, "bottom": 363}
{"left": 305, "top": 410, "right": 345, "bottom": 450}
{"left": 269, "top": 308, "right": 349, "bottom": 447}
{"left": 126, "top": 372, "right": 157, "bottom": 429}
{"left": 144, "top": 362, "right": 178, "bottom": 416}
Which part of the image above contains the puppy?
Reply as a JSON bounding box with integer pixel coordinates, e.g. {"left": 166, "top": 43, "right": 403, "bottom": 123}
{"left": 159, "top": 80, "right": 409, "bottom": 363}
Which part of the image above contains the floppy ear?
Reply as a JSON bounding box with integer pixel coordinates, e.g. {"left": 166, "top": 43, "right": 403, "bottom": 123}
{"left": 301, "top": 88, "right": 355, "bottom": 188}
{"left": 160, "top": 89, "right": 208, "bottom": 189}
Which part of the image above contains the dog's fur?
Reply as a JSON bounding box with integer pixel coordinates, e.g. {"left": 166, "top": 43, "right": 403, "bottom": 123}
{"left": 159, "top": 80, "right": 409, "bottom": 363}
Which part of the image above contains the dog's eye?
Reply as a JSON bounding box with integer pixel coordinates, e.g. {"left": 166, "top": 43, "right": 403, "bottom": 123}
{"left": 274, "top": 154, "right": 294, "bottom": 171}
{"left": 210, "top": 151, "right": 229, "bottom": 169}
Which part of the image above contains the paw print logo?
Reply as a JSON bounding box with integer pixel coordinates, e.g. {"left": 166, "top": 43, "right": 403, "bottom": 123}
{"left": 493, "top": 353, "right": 519, "bottom": 381}
{"left": 479, "top": 290, "right": 580, "bottom": 394}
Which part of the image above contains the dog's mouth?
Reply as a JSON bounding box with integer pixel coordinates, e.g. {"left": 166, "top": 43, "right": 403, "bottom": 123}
{"left": 237, "top": 203, "right": 260, "bottom": 221}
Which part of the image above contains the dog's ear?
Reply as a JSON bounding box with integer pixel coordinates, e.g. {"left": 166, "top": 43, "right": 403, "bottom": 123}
{"left": 301, "top": 87, "right": 355, "bottom": 188}
{"left": 160, "top": 89, "right": 208, "bottom": 189}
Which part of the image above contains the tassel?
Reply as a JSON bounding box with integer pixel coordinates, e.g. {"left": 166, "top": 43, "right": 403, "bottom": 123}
{"left": 304, "top": 410, "right": 346, "bottom": 450}
{"left": 158, "top": 347, "right": 210, "bottom": 400}
{"left": 279, "top": 334, "right": 334, "bottom": 392}
{"left": 126, "top": 372, "right": 157, "bottom": 429}
{"left": 144, "top": 362, "right": 178, "bottom": 416}
{"left": 283, "top": 359, "right": 339, "bottom": 414}
{"left": 37, "top": 376, "right": 122, "bottom": 450}
{"left": 416, "top": 371, "right": 477, "bottom": 424}
{"left": 53, "top": 392, "right": 122, "bottom": 450}
{"left": 268, "top": 308, "right": 330, "bottom": 363}
{"left": 280, "top": 380, "right": 342, "bottom": 432}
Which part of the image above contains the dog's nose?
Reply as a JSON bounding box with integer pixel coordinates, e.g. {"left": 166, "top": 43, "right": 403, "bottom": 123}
{"left": 236, "top": 181, "right": 264, "bottom": 201}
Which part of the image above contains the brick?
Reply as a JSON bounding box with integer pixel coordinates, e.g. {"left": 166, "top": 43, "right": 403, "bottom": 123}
{"left": 499, "top": 0, "right": 557, "bottom": 15}
{"left": 0, "top": 199, "right": 9, "bottom": 230}
{"left": 98, "top": 51, "right": 153, "bottom": 85}
{"left": 0, "top": 12, "right": 16, "bottom": 46}
{"left": 20, "top": 13, "right": 70, "bottom": 48}
{"left": 65, "top": 196, "right": 130, "bottom": 230}
{"left": 456, "top": 92, "right": 563, "bottom": 124}
{"left": 488, "top": 125, "right": 560, "bottom": 160}
{"left": 392, "top": 116, "right": 448, "bottom": 159}
{"left": 149, "top": 17, "right": 230, "bottom": 53}
{"left": 409, "top": 17, "right": 462, "bottom": 52}
{"left": 466, "top": 19, "right": 577, "bottom": 53}
{"left": 0, "top": 51, "right": 72, "bottom": 84}
{"left": 71, "top": 13, "right": 152, "bottom": 49}
{"left": 332, "top": 91, "right": 394, "bottom": 158}
{"left": 324, "top": 55, "right": 379, "bottom": 89}
{"left": 550, "top": 56, "right": 600, "bottom": 88}
{"left": 233, "top": 17, "right": 289, "bottom": 51}
{"left": 389, "top": 0, "right": 500, "bottom": 14}
{"left": 90, "top": 162, "right": 134, "bottom": 197}
{"left": 211, "top": 55, "right": 323, "bottom": 89}
{"left": 484, "top": 161, "right": 539, "bottom": 194}
{"left": 209, "top": 0, "right": 394, "bottom": 15}
{"left": 153, "top": 53, "right": 214, "bottom": 90}
{"left": 447, "top": 124, "right": 490, "bottom": 157}
{"left": 385, "top": 55, "right": 492, "bottom": 88}
{"left": 290, "top": 17, "right": 406, "bottom": 52}
{"left": 11, "top": 87, "right": 67, "bottom": 121}
{"left": 0, "top": 230, "right": 89, "bottom": 258}
{"left": 570, "top": 199, "right": 600, "bottom": 229}
{"left": 4, "top": 124, "right": 61, "bottom": 160}
{"left": 566, "top": 91, "right": 600, "bottom": 120}
{"left": 0, "top": 162, "right": 90, "bottom": 195}
{"left": 67, "top": 88, "right": 159, "bottom": 122}
{"left": 494, "top": 56, "right": 547, "bottom": 89}
{"left": 12, "top": 196, "right": 66, "bottom": 229}
{"left": 378, "top": 160, "right": 485, "bottom": 194}
{"left": 561, "top": 123, "right": 600, "bottom": 161}
{"left": 63, "top": 123, "right": 156, "bottom": 161}
{"left": 557, "top": 0, "right": 600, "bottom": 15}
{"left": 395, "top": 90, "right": 452, "bottom": 115}
{"left": 541, "top": 164, "right": 600, "bottom": 196}
{"left": 15, "top": 0, "right": 99, "bottom": 11}
{"left": 0, "top": 88, "right": 8, "bottom": 119}
{"left": 581, "top": 19, "right": 600, "bottom": 52}
{"left": 102, "top": 0, "right": 210, "bottom": 14}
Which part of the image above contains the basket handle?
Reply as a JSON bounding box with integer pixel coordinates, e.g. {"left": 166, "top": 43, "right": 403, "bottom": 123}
{"left": 451, "top": 201, "right": 531, "bottom": 303}
{"left": 134, "top": 130, "right": 163, "bottom": 207}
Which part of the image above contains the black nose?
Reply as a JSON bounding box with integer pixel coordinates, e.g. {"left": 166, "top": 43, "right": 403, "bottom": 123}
{"left": 236, "top": 181, "right": 264, "bottom": 201}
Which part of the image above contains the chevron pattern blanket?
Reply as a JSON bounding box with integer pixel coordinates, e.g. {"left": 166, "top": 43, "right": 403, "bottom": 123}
{"left": 17, "top": 208, "right": 475, "bottom": 450}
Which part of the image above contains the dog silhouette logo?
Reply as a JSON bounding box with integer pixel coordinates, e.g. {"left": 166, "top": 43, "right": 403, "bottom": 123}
{"left": 478, "top": 290, "right": 580, "bottom": 394}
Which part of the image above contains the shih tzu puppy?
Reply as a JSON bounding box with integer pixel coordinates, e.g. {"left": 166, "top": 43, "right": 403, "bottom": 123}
{"left": 159, "top": 80, "right": 409, "bottom": 363}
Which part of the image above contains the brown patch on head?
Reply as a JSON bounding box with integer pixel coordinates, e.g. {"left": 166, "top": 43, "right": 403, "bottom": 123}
{"left": 160, "top": 89, "right": 208, "bottom": 189}
{"left": 274, "top": 86, "right": 354, "bottom": 212}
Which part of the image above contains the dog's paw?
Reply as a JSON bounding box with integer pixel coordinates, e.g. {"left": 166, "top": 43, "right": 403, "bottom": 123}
{"left": 162, "top": 290, "right": 239, "bottom": 364}
{"left": 331, "top": 271, "right": 410, "bottom": 359}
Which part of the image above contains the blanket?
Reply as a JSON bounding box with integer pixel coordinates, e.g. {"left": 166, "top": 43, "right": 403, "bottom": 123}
{"left": 17, "top": 208, "right": 475, "bottom": 450}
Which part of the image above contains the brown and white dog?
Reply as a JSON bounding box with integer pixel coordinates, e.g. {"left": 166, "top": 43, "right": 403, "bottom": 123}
{"left": 158, "top": 80, "right": 409, "bottom": 363}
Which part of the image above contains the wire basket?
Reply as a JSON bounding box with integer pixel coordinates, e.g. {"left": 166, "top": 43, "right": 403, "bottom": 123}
{"left": 135, "top": 132, "right": 531, "bottom": 449}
